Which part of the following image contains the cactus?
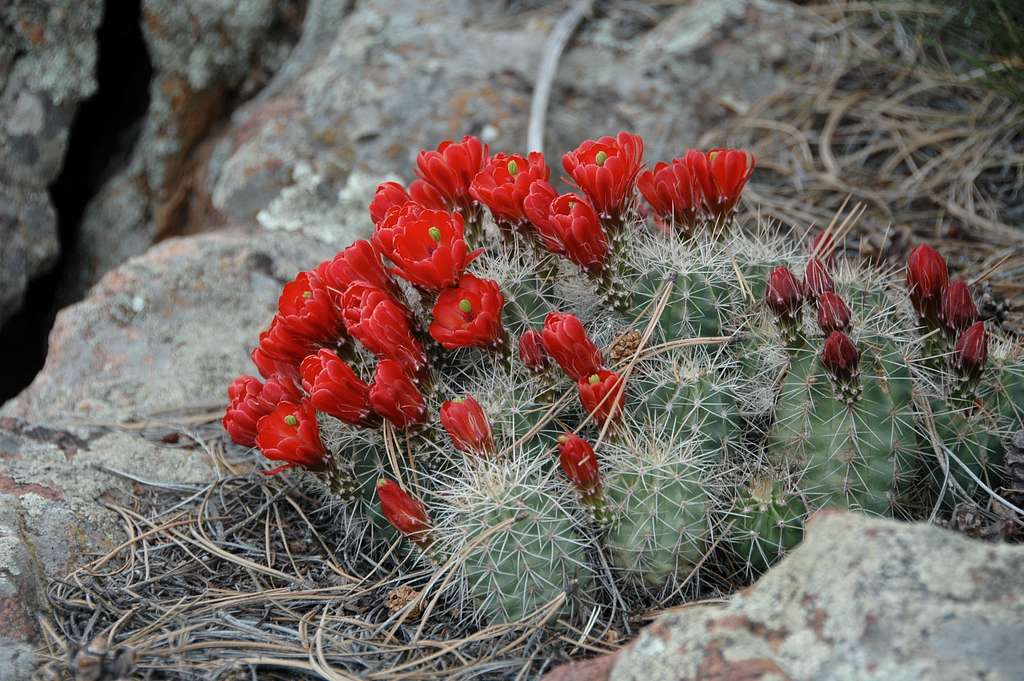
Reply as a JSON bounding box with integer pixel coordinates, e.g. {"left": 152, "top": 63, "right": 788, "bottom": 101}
{"left": 220, "top": 131, "right": 1021, "bottom": 628}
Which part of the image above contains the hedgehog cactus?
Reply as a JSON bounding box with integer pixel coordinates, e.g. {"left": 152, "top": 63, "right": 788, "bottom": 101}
{"left": 221, "top": 131, "right": 1022, "bottom": 626}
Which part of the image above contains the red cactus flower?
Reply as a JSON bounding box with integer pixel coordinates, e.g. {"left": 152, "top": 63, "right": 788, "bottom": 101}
{"left": 416, "top": 135, "right": 489, "bottom": 213}
{"left": 816, "top": 291, "right": 851, "bottom": 334}
{"left": 299, "top": 349, "right": 373, "bottom": 426}
{"left": 766, "top": 266, "right": 804, "bottom": 321}
{"left": 369, "top": 181, "right": 411, "bottom": 225}
{"left": 803, "top": 258, "right": 834, "bottom": 302}
{"left": 223, "top": 374, "right": 300, "bottom": 446}
{"left": 341, "top": 283, "right": 425, "bottom": 374}
{"left": 376, "top": 478, "right": 432, "bottom": 546}
{"left": 637, "top": 158, "right": 702, "bottom": 233}
{"left": 557, "top": 433, "right": 602, "bottom": 499}
{"left": 376, "top": 204, "right": 482, "bottom": 291}
{"left": 562, "top": 131, "right": 645, "bottom": 218}
{"left": 541, "top": 312, "right": 603, "bottom": 381}
{"left": 429, "top": 274, "right": 505, "bottom": 350}
{"left": 940, "top": 280, "right": 978, "bottom": 336}
{"left": 578, "top": 370, "right": 625, "bottom": 427}
{"left": 409, "top": 179, "right": 447, "bottom": 211}
{"left": 368, "top": 360, "right": 426, "bottom": 428}
{"left": 809, "top": 231, "right": 836, "bottom": 266}
{"left": 685, "top": 148, "right": 755, "bottom": 219}
{"left": 518, "top": 330, "right": 550, "bottom": 374}
{"left": 250, "top": 343, "right": 304, "bottom": 391}
{"left": 440, "top": 396, "right": 494, "bottom": 455}
{"left": 820, "top": 331, "right": 859, "bottom": 382}
{"left": 522, "top": 179, "right": 572, "bottom": 253}
{"left": 255, "top": 400, "right": 328, "bottom": 474}
{"left": 277, "top": 271, "right": 344, "bottom": 347}
{"left": 953, "top": 321, "right": 988, "bottom": 381}
{"left": 906, "top": 244, "right": 948, "bottom": 323}
{"left": 257, "top": 315, "right": 317, "bottom": 364}
{"left": 470, "top": 151, "right": 550, "bottom": 224}
{"left": 316, "top": 239, "right": 396, "bottom": 299}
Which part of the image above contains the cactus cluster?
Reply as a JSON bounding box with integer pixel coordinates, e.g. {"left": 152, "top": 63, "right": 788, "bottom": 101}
{"left": 222, "top": 132, "right": 1022, "bottom": 627}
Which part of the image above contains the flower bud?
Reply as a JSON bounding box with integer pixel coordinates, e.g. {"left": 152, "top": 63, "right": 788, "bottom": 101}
{"left": 940, "top": 280, "right": 978, "bottom": 336}
{"left": 541, "top": 312, "right": 603, "bottom": 381}
{"left": 906, "top": 244, "right": 948, "bottom": 323}
{"left": 440, "top": 396, "right": 494, "bottom": 455}
{"left": 300, "top": 349, "right": 374, "bottom": 426}
{"left": 557, "top": 433, "right": 602, "bottom": 499}
{"left": 803, "top": 258, "right": 834, "bottom": 302}
{"left": 376, "top": 479, "right": 432, "bottom": 548}
{"left": 953, "top": 321, "right": 988, "bottom": 381}
{"left": 820, "top": 331, "right": 859, "bottom": 382}
{"left": 766, "top": 266, "right": 804, "bottom": 322}
{"left": 816, "top": 291, "right": 851, "bottom": 334}
{"left": 518, "top": 330, "right": 549, "bottom": 373}
{"left": 368, "top": 360, "right": 427, "bottom": 428}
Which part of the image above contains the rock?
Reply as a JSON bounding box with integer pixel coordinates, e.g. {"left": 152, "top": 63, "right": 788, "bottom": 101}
{"left": 4, "top": 227, "right": 335, "bottom": 423}
{"left": 543, "top": 512, "right": 1024, "bottom": 681}
{"left": 63, "top": 0, "right": 307, "bottom": 302}
{"left": 203, "top": 0, "right": 821, "bottom": 242}
{"left": 0, "top": 0, "right": 103, "bottom": 325}
{"left": 0, "top": 417, "right": 215, "bottom": 680}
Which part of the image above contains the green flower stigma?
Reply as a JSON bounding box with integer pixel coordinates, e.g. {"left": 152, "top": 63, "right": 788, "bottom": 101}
{"left": 284, "top": 415, "right": 299, "bottom": 426}
{"left": 588, "top": 374, "right": 601, "bottom": 385}
{"left": 595, "top": 151, "right": 608, "bottom": 166}
{"left": 507, "top": 159, "right": 518, "bottom": 175}
{"left": 302, "top": 290, "right": 313, "bottom": 299}
{"left": 458, "top": 299, "right": 473, "bottom": 314}
{"left": 428, "top": 226, "right": 442, "bottom": 242}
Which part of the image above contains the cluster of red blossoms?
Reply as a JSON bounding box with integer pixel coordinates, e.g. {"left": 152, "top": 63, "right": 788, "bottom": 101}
{"left": 222, "top": 130, "right": 755, "bottom": 536}
{"left": 764, "top": 238, "right": 988, "bottom": 387}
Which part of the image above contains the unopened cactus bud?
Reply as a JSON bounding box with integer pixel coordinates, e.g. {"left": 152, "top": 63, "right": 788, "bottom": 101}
{"left": 940, "top": 280, "right": 978, "bottom": 337}
{"left": 518, "top": 330, "right": 550, "bottom": 374}
{"left": 766, "top": 266, "right": 804, "bottom": 345}
{"left": 952, "top": 321, "right": 988, "bottom": 384}
{"left": 820, "top": 331, "right": 860, "bottom": 401}
{"left": 441, "top": 396, "right": 495, "bottom": 455}
{"left": 816, "top": 291, "right": 851, "bottom": 335}
{"left": 376, "top": 479, "right": 433, "bottom": 551}
{"left": 907, "top": 244, "right": 948, "bottom": 325}
{"left": 803, "top": 258, "right": 834, "bottom": 302}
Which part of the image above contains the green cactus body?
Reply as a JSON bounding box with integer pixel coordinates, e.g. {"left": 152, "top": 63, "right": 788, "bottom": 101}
{"left": 452, "top": 461, "right": 595, "bottom": 624}
{"left": 730, "top": 477, "right": 805, "bottom": 574}
{"left": 769, "top": 341, "right": 921, "bottom": 515}
{"left": 642, "top": 367, "right": 742, "bottom": 463}
{"left": 602, "top": 437, "right": 709, "bottom": 587}
{"left": 633, "top": 269, "right": 735, "bottom": 340}
{"left": 988, "top": 343, "right": 1024, "bottom": 431}
{"left": 927, "top": 401, "right": 1002, "bottom": 505}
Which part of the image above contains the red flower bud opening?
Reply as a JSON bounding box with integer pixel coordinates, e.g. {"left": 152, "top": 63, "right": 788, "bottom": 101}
{"left": 637, "top": 158, "right": 702, "bottom": 233}
{"left": 300, "top": 349, "right": 374, "bottom": 426}
{"left": 470, "top": 151, "right": 550, "bottom": 224}
{"left": 429, "top": 274, "right": 505, "bottom": 350}
{"left": 440, "top": 396, "right": 494, "bottom": 455}
{"left": 953, "top": 321, "right": 988, "bottom": 381}
{"left": 255, "top": 400, "right": 328, "bottom": 473}
{"left": 518, "top": 330, "right": 550, "bottom": 374}
{"left": 562, "top": 131, "right": 644, "bottom": 218}
{"left": 820, "top": 331, "right": 859, "bottom": 382}
{"left": 257, "top": 314, "right": 317, "bottom": 365}
{"left": 541, "top": 312, "right": 603, "bottom": 381}
{"left": 557, "top": 433, "right": 602, "bottom": 499}
{"left": 316, "top": 239, "right": 396, "bottom": 300}
{"left": 940, "top": 280, "right": 978, "bottom": 336}
{"left": 685, "top": 148, "right": 755, "bottom": 219}
{"left": 415, "top": 135, "right": 489, "bottom": 214}
{"left": 578, "top": 369, "right": 625, "bottom": 427}
{"left": 766, "top": 266, "right": 804, "bottom": 321}
{"left": 906, "top": 244, "right": 948, "bottom": 323}
{"left": 376, "top": 478, "right": 432, "bottom": 546}
{"left": 341, "top": 283, "right": 425, "bottom": 375}
{"left": 368, "top": 359, "right": 426, "bottom": 428}
{"left": 375, "top": 203, "right": 482, "bottom": 291}
{"left": 803, "top": 258, "right": 834, "bottom": 302}
{"left": 523, "top": 180, "right": 572, "bottom": 253}
{"left": 816, "top": 291, "right": 852, "bottom": 335}
{"left": 369, "top": 181, "right": 411, "bottom": 226}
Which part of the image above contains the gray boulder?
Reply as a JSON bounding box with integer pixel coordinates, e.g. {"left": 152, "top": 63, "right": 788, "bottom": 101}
{"left": 0, "top": 0, "right": 103, "bottom": 325}
{"left": 592, "top": 511, "right": 1023, "bottom": 681}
